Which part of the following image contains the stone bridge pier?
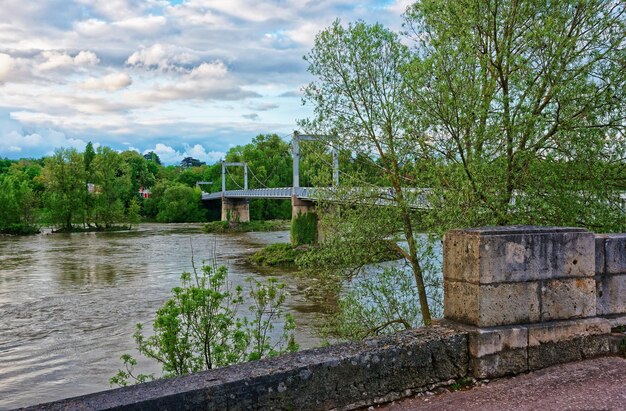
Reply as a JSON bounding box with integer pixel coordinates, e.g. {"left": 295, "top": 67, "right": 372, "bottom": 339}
{"left": 221, "top": 196, "right": 250, "bottom": 222}
{"left": 291, "top": 195, "right": 316, "bottom": 218}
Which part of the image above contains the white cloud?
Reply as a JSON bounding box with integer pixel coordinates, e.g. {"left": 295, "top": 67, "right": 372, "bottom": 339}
{"left": 38, "top": 50, "right": 99, "bottom": 71}
{"left": 143, "top": 142, "right": 225, "bottom": 165}
{"left": 386, "top": 0, "right": 415, "bottom": 15}
{"left": 126, "top": 43, "right": 199, "bottom": 71}
{"left": 0, "top": 53, "right": 15, "bottom": 83}
{"left": 0, "top": 128, "right": 89, "bottom": 156}
{"left": 77, "top": 72, "right": 132, "bottom": 91}
{"left": 136, "top": 61, "right": 259, "bottom": 102}
{"left": 115, "top": 15, "right": 167, "bottom": 33}
{"left": 0, "top": 0, "right": 406, "bottom": 160}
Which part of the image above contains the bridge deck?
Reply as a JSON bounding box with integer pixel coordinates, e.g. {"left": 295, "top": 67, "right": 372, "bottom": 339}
{"left": 202, "top": 187, "right": 430, "bottom": 209}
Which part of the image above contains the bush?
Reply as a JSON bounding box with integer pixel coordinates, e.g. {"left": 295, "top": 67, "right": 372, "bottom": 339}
{"left": 290, "top": 212, "right": 317, "bottom": 245}
{"left": 249, "top": 243, "right": 303, "bottom": 266}
{"left": 111, "top": 264, "right": 298, "bottom": 386}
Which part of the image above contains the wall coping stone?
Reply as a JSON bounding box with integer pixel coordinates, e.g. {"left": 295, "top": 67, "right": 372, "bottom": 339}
{"left": 447, "top": 226, "right": 587, "bottom": 235}
{"left": 24, "top": 325, "right": 468, "bottom": 411}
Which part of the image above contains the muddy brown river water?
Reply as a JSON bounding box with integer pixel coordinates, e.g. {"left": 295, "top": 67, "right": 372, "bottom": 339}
{"left": 0, "top": 224, "right": 323, "bottom": 409}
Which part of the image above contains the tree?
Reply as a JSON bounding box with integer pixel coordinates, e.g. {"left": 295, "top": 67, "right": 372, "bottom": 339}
{"left": 181, "top": 157, "right": 205, "bottom": 168}
{"left": 84, "top": 142, "right": 96, "bottom": 226}
{"left": 144, "top": 151, "right": 162, "bottom": 165}
{"left": 0, "top": 174, "right": 39, "bottom": 234}
{"left": 121, "top": 150, "right": 156, "bottom": 198}
{"left": 403, "top": 0, "right": 626, "bottom": 232}
{"left": 91, "top": 147, "right": 131, "bottom": 228}
{"left": 42, "top": 148, "right": 86, "bottom": 230}
{"left": 156, "top": 184, "right": 206, "bottom": 223}
{"left": 301, "top": 20, "right": 434, "bottom": 324}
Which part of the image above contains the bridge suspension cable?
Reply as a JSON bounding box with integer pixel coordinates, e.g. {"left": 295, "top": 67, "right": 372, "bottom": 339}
{"left": 224, "top": 166, "right": 244, "bottom": 190}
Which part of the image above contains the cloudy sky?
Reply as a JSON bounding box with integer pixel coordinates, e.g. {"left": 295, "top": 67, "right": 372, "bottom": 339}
{"left": 0, "top": 0, "right": 411, "bottom": 164}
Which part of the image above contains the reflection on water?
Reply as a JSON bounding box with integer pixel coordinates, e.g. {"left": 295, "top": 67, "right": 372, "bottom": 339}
{"left": 0, "top": 224, "right": 322, "bottom": 410}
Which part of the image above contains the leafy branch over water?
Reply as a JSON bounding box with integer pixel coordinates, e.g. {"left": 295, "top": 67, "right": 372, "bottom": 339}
{"left": 110, "top": 263, "right": 298, "bottom": 387}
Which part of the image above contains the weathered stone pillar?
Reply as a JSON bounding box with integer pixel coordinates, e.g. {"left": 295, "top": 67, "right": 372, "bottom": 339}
{"left": 291, "top": 195, "right": 316, "bottom": 219}
{"left": 443, "top": 226, "right": 610, "bottom": 378}
{"left": 595, "top": 234, "right": 626, "bottom": 326}
{"left": 221, "top": 196, "right": 250, "bottom": 222}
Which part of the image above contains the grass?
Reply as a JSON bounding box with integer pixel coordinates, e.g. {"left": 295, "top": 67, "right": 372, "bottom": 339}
{"left": 204, "top": 220, "right": 289, "bottom": 233}
{"left": 249, "top": 243, "right": 306, "bottom": 267}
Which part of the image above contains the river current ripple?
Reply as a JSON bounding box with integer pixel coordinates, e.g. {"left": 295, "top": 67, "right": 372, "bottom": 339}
{"left": 0, "top": 224, "right": 322, "bottom": 410}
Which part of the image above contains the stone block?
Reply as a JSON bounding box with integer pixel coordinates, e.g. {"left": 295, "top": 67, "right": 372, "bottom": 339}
{"left": 528, "top": 318, "right": 610, "bottom": 346}
{"left": 605, "top": 234, "right": 626, "bottom": 274}
{"left": 596, "top": 274, "right": 626, "bottom": 316}
{"left": 470, "top": 348, "right": 528, "bottom": 379}
{"left": 603, "top": 314, "right": 626, "bottom": 328}
{"left": 445, "top": 281, "right": 540, "bottom": 327}
{"left": 466, "top": 324, "right": 528, "bottom": 378}
{"left": 444, "top": 281, "right": 479, "bottom": 325}
{"left": 467, "top": 325, "right": 528, "bottom": 358}
{"left": 444, "top": 226, "right": 593, "bottom": 284}
{"left": 527, "top": 318, "right": 610, "bottom": 370}
{"left": 595, "top": 235, "right": 606, "bottom": 274}
{"left": 540, "top": 278, "right": 596, "bottom": 321}
{"left": 443, "top": 231, "right": 480, "bottom": 283}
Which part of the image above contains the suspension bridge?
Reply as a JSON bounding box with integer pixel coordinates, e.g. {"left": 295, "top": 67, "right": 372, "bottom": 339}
{"left": 201, "top": 133, "right": 428, "bottom": 222}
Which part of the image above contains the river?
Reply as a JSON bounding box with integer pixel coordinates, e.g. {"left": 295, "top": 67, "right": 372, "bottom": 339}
{"left": 0, "top": 224, "right": 324, "bottom": 410}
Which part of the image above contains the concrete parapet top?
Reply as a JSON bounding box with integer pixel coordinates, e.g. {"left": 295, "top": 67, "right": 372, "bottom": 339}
{"left": 447, "top": 226, "right": 588, "bottom": 236}
{"left": 26, "top": 325, "right": 469, "bottom": 411}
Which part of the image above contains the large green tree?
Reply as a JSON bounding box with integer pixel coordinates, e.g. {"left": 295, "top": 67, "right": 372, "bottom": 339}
{"left": 301, "top": 20, "right": 434, "bottom": 324}
{"left": 42, "top": 148, "right": 86, "bottom": 230}
{"left": 404, "top": 0, "right": 626, "bottom": 231}
{"left": 91, "top": 147, "right": 132, "bottom": 228}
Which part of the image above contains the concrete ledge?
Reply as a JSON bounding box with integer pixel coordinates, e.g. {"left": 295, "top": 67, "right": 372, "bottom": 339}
{"left": 527, "top": 318, "right": 610, "bottom": 370}
{"left": 25, "top": 325, "right": 468, "bottom": 411}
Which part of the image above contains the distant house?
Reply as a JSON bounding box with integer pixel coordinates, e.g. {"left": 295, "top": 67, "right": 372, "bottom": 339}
{"left": 139, "top": 187, "right": 151, "bottom": 198}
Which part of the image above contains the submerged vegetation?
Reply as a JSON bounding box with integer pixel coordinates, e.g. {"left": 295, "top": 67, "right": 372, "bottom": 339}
{"left": 249, "top": 243, "right": 304, "bottom": 267}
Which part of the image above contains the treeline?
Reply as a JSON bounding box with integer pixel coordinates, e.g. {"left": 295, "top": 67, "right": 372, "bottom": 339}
{"left": 0, "top": 133, "right": 387, "bottom": 234}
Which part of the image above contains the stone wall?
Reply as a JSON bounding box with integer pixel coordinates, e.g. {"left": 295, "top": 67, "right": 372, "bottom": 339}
{"left": 595, "top": 234, "right": 626, "bottom": 326}
{"left": 26, "top": 326, "right": 468, "bottom": 411}
{"left": 443, "top": 226, "right": 615, "bottom": 379}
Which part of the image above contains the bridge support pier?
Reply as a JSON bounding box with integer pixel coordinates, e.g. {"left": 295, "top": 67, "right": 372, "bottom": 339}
{"left": 221, "top": 196, "right": 250, "bottom": 222}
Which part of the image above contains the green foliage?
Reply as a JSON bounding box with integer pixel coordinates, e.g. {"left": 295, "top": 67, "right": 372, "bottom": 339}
{"left": 249, "top": 243, "right": 303, "bottom": 267}
{"left": 204, "top": 220, "right": 289, "bottom": 234}
{"left": 290, "top": 212, "right": 317, "bottom": 246}
{"left": 111, "top": 264, "right": 298, "bottom": 386}
{"left": 92, "top": 147, "right": 130, "bottom": 228}
{"left": 320, "top": 238, "right": 443, "bottom": 341}
{"left": 403, "top": 0, "right": 626, "bottom": 232}
{"left": 42, "top": 148, "right": 87, "bottom": 230}
{"left": 156, "top": 184, "right": 206, "bottom": 223}
{"left": 0, "top": 174, "right": 39, "bottom": 234}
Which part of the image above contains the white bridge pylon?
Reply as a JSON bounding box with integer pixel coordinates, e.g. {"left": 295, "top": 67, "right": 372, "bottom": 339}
{"left": 292, "top": 132, "right": 338, "bottom": 189}
{"left": 221, "top": 161, "right": 248, "bottom": 193}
